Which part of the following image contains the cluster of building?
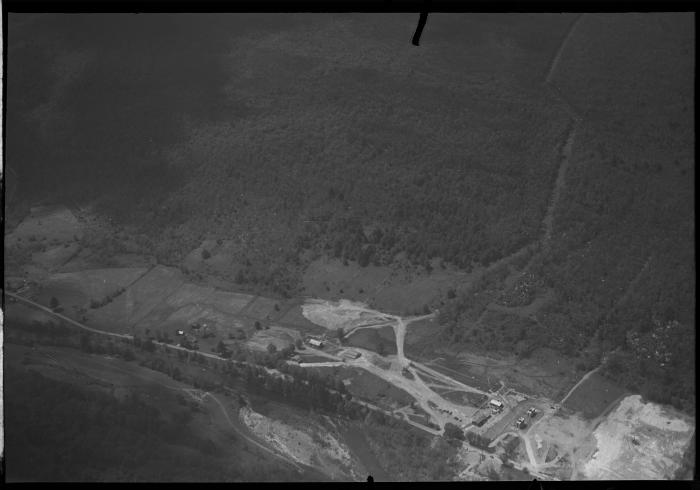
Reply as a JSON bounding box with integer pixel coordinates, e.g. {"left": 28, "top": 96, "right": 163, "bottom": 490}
{"left": 176, "top": 321, "right": 216, "bottom": 350}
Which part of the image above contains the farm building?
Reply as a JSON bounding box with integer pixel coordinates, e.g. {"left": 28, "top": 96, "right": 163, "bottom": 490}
{"left": 308, "top": 338, "right": 324, "bottom": 348}
{"left": 489, "top": 399, "right": 504, "bottom": 411}
{"left": 341, "top": 349, "right": 361, "bottom": 360}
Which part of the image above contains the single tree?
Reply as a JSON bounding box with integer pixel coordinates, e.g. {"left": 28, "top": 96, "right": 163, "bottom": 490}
{"left": 337, "top": 327, "right": 345, "bottom": 344}
{"left": 50, "top": 296, "right": 60, "bottom": 309}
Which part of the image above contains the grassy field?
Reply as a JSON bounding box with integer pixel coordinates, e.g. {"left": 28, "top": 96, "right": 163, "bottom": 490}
{"left": 35, "top": 268, "right": 148, "bottom": 310}
{"left": 344, "top": 326, "right": 396, "bottom": 355}
{"left": 6, "top": 205, "right": 83, "bottom": 244}
{"left": 246, "top": 326, "right": 300, "bottom": 352}
{"left": 86, "top": 265, "right": 185, "bottom": 333}
{"left": 132, "top": 281, "right": 254, "bottom": 335}
{"left": 241, "top": 296, "right": 280, "bottom": 320}
{"left": 302, "top": 257, "right": 468, "bottom": 315}
{"left": 432, "top": 388, "right": 489, "bottom": 408}
{"left": 334, "top": 366, "right": 414, "bottom": 410}
{"left": 562, "top": 372, "right": 628, "bottom": 419}
{"left": 404, "top": 317, "right": 440, "bottom": 348}
{"left": 278, "top": 303, "right": 329, "bottom": 336}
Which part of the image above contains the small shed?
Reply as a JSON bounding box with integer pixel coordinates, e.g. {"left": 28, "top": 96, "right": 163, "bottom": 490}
{"left": 342, "top": 349, "right": 360, "bottom": 360}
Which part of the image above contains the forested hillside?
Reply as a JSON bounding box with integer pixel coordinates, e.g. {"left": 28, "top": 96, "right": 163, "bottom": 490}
{"left": 4, "top": 365, "right": 303, "bottom": 481}
{"left": 6, "top": 13, "right": 694, "bottom": 412}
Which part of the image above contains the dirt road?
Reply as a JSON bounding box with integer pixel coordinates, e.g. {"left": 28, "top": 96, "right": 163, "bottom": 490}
{"left": 542, "top": 124, "right": 577, "bottom": 251}
{"left": 545, "top": 14, "right": 586, "bottom": 83}
{"left": 560, "top": 365, "right": 602, "bottom": 407}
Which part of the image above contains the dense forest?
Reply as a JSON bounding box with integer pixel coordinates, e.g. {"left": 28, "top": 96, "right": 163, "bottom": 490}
{"left": 6, "top": 13, "right": 694, "bottom": 414}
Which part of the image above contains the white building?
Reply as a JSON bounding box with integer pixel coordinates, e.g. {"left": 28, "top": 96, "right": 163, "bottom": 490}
{"left": 489, "top": 399, "right": 504, "bottom": 411}
{"left": 308, "top": 338, "right": 324, "bottom": 348}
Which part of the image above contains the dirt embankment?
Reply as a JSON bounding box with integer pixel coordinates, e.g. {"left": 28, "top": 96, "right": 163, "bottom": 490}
{"left": 239, "top": 406, "right": 363, "bottom": 481}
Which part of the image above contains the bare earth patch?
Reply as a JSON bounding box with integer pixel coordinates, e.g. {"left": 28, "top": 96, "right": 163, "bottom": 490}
{"left": 239, "top": 406, "right": 362, "bottom": 480}
{"left": 581, "top": 395, "right": 695, "bottom": 479}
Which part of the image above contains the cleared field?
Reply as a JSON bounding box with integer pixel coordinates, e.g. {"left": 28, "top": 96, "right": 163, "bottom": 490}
{"left": 562, "top": 372, "right": 628, "bottom": 419}
{"left": 206, "top": 289, "right": 256, "bottom": 315}
{"left": 242, "top": 296, "right": 279, "bottom": 320}
{"left": 302, "top": 257, "right": 476, "bottom": 315}
{"left": 134, "top": 282, "right": 254, "bottom": 333}
{"left": 404, "top": 317, "right": 439, "bottom": 347}
{"left": 32, "top": 243, "right": 82, "bottom": 270}
{"left": 246, "top": 326, "right": 300, "bottom": 352}
{"left": 102, "top": 253, "right": 155, "bottom": 269}
{"left": 432, "top": 388, "right": 489, "bottom": 408}
{"left": 35, "top": 267, "right": 148, "bottom": 309}
{"left": 371, "top": 273, "right": 456, "bottom": 315}
{"left": 425, "top": 359, "right": 495, "bottom": 393}
{"left": 278, "top": 304, "right": 328, "bottom": 335}
{"left": 7, "top": 205, "right": 83, "bottom": 244}
{"left": 336, "top": 366, "right": 415, "bottom": 410}
{"left": 87, "top": 265, "right": 186, "bottom": 333}
{"left": 301, "top": 257, "right": 394, "bottom": 304}
{"left": 344, "top": 326, "right": 396, "bottom": 355}
{"left": 582, "top": 395, "right": 695, "bottom": 479}
{"left": 5, "top": 301, "right": 59, "bottom": 326}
